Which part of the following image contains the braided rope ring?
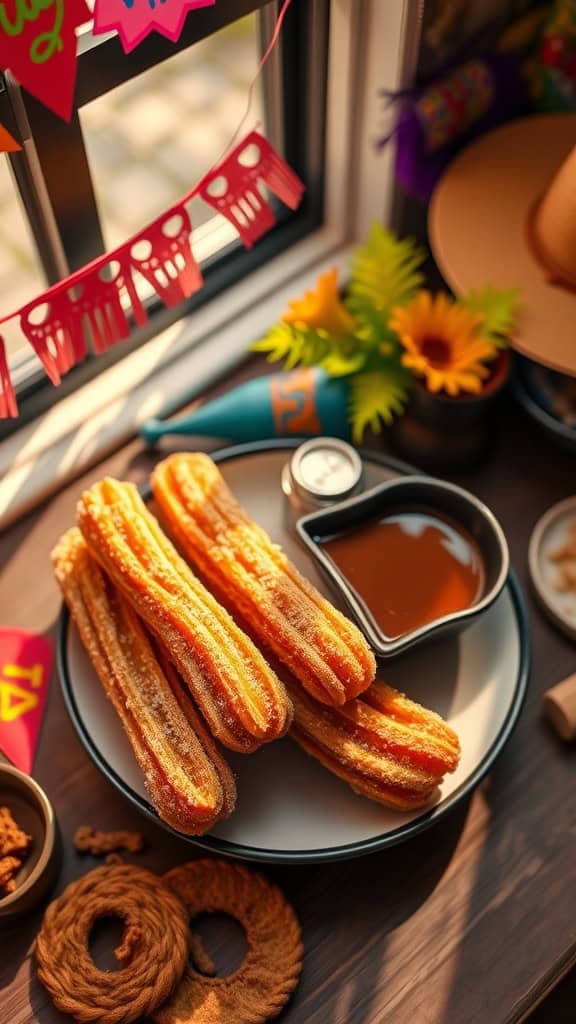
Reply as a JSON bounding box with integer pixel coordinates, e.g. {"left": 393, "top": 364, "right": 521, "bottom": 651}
{"left": 35, "top": 864, "right": 189, "bottom": 1024}
{"left": 154, "top": 859, "right": 303, "bottom": 1024}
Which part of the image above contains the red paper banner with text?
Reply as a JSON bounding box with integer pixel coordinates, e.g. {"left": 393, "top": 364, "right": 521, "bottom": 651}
{"left": 0, "top": 0, "right": 90, "bottom": 120}
{"left": 93, "top": 0, "right": 215, "bottom": 53}
{"left": 0, "top": 628, "right": 53, "bottom": 774}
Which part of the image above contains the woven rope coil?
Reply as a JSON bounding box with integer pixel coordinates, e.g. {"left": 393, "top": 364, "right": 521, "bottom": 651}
{"left": 35, "top": 864, "right": 189, "bottom": 1024}
{"left": 155, "top": 859, "right": 303, "bottom": 1024}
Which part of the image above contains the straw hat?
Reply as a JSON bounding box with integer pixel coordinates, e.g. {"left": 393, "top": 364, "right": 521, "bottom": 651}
{"left": 429, "top": 114, "right": 576, "bottom": 375}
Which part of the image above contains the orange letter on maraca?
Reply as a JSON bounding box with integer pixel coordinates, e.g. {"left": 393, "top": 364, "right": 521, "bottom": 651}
{"left": 270, "top": 368, "right": 322, "bottom": 435}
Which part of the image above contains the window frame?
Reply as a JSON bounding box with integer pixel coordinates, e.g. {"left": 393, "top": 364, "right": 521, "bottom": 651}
{"left": 0, "top": 0, "right": 423, "bottom": 528}
{"left": 0, "top": 0, "right": 329, "bottom": 427}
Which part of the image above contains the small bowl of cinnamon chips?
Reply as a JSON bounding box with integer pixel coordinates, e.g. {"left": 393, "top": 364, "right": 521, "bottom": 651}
{"left": 0, "top": 763, "right": 59, "bottom": 919}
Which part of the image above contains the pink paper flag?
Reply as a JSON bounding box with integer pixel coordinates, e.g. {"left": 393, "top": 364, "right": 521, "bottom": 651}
{"left": 0, "top": 0, "right": 91, "bottom": 121}
{"left": 0, "top": 628, "right": 53, "bottom": 774}
{"left": 94, "top": 0, "right": 215, "bottom": 54}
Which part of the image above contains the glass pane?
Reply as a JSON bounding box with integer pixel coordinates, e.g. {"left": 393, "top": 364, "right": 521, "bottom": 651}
{"left": 0, "top": 157, "right": 47, "bottom": 366}
{"left": 80, "top": 13, "right": 264, "bottom": 259}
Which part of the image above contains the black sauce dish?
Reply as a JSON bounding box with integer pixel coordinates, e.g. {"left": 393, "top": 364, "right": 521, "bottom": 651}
{"left": 297, "top": 475, "right": 510, "bottom": 657}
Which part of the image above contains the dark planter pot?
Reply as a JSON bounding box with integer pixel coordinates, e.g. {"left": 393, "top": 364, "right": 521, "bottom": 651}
{"left": 390, "top": 348, "right": 512, "bottom": 472}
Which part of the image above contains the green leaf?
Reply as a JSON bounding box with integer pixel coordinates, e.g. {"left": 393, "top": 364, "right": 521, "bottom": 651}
{"left": 319, "top": 350, "right": 367, "bottom": 376}
{"left": 252, "top": 324, "right": 297, "bottom": 363}
{"left": 348, "top": 368, "right": 410, "bottom": 443}
{"left": 252, "top": 323, "right": 327, "bottom": 369}
{"left": 347, "top": 303, "right": 394, "bottom": 351}
{"left": 348, "top": 224, "right": 426, "bottom": 323}
{"left": 458, "top": 287, "right": 520, "bottom": 347}
{"left": 252, "top": 322, "right": 370, "bottom": 375}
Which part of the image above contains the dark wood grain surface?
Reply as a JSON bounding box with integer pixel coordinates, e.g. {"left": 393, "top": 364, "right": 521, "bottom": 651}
{"left": 1, "top": 362, "right": 576, "bottom": 1024}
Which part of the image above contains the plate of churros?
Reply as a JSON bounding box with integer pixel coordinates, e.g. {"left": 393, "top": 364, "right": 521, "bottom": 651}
{"left": 55, "top": 441, "right": 530, "bottom": 863}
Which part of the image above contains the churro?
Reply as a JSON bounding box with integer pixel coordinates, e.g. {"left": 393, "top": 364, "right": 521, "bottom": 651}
{"left": 76, "top": 481, "right": 292, "bottom": 753}
{"left": 151, "top": 453, "right": 376, "bottom": 706}
{"left": 52, "top": 528, "right": 236, "bottom": 834}
{"left": 289, "top": 680, "right": 461, "bottom": 810}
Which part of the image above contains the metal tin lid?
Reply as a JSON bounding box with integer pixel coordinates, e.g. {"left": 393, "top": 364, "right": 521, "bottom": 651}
{"left": 282, "top": 438, "right": 364, "bottom": 513}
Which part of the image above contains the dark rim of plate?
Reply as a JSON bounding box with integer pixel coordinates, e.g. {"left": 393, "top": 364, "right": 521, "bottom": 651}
{"left": 58, "top": 439, "right": 531, "bottom": 864}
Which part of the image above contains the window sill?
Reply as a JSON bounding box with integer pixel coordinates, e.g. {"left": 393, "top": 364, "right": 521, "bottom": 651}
{"left": 0, "top": 229, "right": 353, "bottom": 530}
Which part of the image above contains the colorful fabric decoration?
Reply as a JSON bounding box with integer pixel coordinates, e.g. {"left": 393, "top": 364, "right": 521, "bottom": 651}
{"left": 0, "top": 131, "right": 304, "bottom": 415}
{"left": 93, "top": 0, "right": 214, "bottom": 54}
{"left": 416, "top": 60, "right": 494, "bottom": 151}
{"left": 0, "top": 0, "right": 91, "bottom": 121}
{"left": 381, "top": 6, "right": 576, "bottom": 203}
{"left": 380, "top": 55, "right": 528, "bottom": 201}
{"left": 531, "top": 0, "right": 576, "bottom": 111}
{"left": 0, "top": 123, "right": 20, "bottom": 152}
{"left": 0, "top": 627, "right": 53, "bottom": 774}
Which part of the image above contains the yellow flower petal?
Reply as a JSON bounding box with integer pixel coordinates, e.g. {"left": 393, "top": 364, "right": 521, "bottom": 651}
{"left": 282, "top": 268, "right": 356, "bottom": 335}
{"left": 391, "top": 291, "right": 498, "bottom": 396}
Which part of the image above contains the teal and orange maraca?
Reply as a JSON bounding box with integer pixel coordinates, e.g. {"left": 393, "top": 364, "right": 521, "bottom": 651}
{"left": 140, "top": 368, "right": 352, "bottom": 446}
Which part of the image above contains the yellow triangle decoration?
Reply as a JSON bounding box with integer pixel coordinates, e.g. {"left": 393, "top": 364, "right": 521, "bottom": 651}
{"left": 0, "top": 681, "right": 39, "bottom": 722}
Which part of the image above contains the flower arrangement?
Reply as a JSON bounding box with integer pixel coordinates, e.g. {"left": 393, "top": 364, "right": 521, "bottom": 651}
{"left": 253, "top": 225, "right": 520, "bottom": 442}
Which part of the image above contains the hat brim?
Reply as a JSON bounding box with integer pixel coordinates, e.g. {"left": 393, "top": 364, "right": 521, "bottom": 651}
{"left": 429, "top": 114, "right": 576, "bottom": 375}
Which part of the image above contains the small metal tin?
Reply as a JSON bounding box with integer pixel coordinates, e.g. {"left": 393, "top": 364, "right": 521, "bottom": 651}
{"left": 282, "top": 437, "right": 364, "bottom": 517}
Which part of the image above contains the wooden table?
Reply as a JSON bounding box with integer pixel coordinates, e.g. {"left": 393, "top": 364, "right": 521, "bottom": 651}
{"left": 2, "top": 362, "right": 576, "bottom": 1024}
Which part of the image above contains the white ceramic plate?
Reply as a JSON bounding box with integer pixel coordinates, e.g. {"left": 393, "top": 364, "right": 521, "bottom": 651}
{"left": 529, "top": 495, "right": 576, "bottom": 640}
{"left": 59, "top": 442, "right": 530, "bottom": 863}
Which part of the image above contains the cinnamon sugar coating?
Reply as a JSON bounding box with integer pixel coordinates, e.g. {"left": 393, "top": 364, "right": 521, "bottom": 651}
{"left": 151, "top": 453, "right": 376, "bottom": 707}
{"left": 76, "top": 480, "right": 292, "bottom": 753}
{"left": 52, "top": 529, "right": 236, "bottom": 834}
{"left": 289, "top": 679, "right": 461, "bottom": 809}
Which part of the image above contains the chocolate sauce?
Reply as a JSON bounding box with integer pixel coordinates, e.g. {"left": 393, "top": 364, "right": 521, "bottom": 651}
{"left": 321, "top": 510, "right": 484, "bottom": 639}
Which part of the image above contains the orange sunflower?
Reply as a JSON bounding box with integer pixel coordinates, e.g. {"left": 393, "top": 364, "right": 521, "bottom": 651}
{"left": 390, "top": 291, "right": 498, "bottom": 396}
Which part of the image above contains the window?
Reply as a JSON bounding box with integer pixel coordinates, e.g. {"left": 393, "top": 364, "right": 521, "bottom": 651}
{"left": 0, "top": 0, "right": 329, "bottom": 433}
{"left": 0, "top": 0, "right": 419, "bottom": 527}
{"left": 80, "top": 18, "right": 265, "bottom": 251}
{"left": 0, "top": 158, "right": 45, "bottom": 320}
